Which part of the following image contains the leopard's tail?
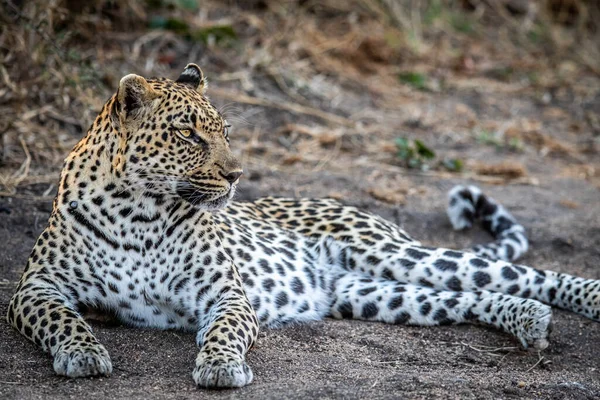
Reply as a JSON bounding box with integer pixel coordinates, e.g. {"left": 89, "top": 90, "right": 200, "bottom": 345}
{"left": 446, "top": 185, "right": 528, "bottom": 262}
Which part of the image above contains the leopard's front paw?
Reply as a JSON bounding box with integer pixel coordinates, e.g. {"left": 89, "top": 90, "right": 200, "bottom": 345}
{"left": 193, "top": 356, "right": 253, "bottom": 388}
{"left": 53, "top": 342, "right": 112, "bottom": 378}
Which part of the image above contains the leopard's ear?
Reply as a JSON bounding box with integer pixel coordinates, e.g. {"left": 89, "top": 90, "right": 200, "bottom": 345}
{"left": 176, "top": 63, "right": 207, "bottom": 94}
{"left": 116, "top": 74, "right": 159, "bottom": 120}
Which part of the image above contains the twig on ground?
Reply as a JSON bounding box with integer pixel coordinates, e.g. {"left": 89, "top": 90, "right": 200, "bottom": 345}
{"left": 458, "top": 341, "right": 519, "bottom": 355}
{"left": 525, "top": 352, "right": 550, "bottom": 373}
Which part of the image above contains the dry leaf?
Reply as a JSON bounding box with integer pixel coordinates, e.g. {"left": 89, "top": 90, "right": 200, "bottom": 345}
{"left": 559, "top": 200, "right": 580, "bottom": 209}
{"left": 543, "top": 107, "right": 568, "bottom": 119}
{"left": 317, "top": 133, "right": 339, "bottom": 146}
{"left": 367, "top": 188, "right": 406, "bottom": 205}
{"left": 474, "top": 161, "right": 527, "bottom": 179}
{"left": 281, "top": 154, "right": 303, "bottom": 165}
{"left": 380, "top": 143, "right": 397, "bottom": 153}
{"left": 327, "top": 191, "right": 344, "bottom": 200}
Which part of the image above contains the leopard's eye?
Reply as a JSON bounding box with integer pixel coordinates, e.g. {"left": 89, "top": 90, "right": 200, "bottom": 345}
{"left": 178, "top": 129, "right": 192, "bottom": 138}
{"left": 172, "top": 127, "right": 207, "bottom": 148}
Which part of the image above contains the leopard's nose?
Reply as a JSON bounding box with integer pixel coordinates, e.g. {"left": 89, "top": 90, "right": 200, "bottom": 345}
{"left": 222, "top": 170, "right": 242, "bottom": 184}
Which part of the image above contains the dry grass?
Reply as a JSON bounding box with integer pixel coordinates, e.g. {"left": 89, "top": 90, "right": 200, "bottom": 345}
{"left": 0, "top": 0, "right": 598, "bottom": 197}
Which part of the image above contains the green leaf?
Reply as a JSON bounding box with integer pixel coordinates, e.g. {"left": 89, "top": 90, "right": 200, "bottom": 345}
{"left": 397, "top": 147, "right": 414, "bottom": 161}
{"left": 414, "top": 139, "right": 436, "bottom": 159}
{"left": 476, "top": 129, "right": 502, "bottom": 147}
{"left": 450, "top": 13, "right": 474, "bottom": 34}
{"left": 164, "top": 18, "right": 189, "bottom": 35}
{"left": 442, "top": 158, "right": 464, "bottom": 172}
{"left": 395, "top": 137, "right": 413, "bottom": 161}
{"left": 176, "top": 0, "right": 198, "bottom": 11}
{"left": 395, "top": 137, "right": 410, "bottom": 149}
{"left": 149, "top": 16, "right": 167, "bottom": 29}
{"left": 149, "top": 16, "right": 189, "bottom": 35}
{"left": 395, "top": 137, "right": 439, "bottom": 169}
{"left": 193, "top": 25, "right": 237, "bottom": 46}
{"left": 398, "top": 72, "right": 427, "bottom": 91}
{"left": 424, "top": 0, "right": 443, "bottom": 25}
{"left": 508, "top": 137, "right": 524, "bottom": 152}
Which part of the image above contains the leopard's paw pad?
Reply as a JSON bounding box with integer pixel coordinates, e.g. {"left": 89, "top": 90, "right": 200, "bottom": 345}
{"left": 193, "top": 358, "right": 253, "bottom": 388}
{"left": 53, "top": 343, "right": 112, "bottom": 378}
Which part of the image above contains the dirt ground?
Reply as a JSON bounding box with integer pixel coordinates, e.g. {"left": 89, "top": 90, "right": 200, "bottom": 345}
{"left": 1, "top": 1, "right": 600, "bottom": 399}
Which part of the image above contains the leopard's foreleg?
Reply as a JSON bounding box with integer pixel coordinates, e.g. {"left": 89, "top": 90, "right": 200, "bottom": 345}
{"left": 7, "top": 270, "right": 112, "bottom": 377}
{"left": 193, "top": 264, "right": 259, "bottom": 388}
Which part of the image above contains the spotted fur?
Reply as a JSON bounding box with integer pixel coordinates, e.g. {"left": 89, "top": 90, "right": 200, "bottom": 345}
{"left": 7, "top": 65, "right": 600, "bottom": 389}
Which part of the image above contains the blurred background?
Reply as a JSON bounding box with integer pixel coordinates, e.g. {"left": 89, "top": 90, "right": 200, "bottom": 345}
{"left": 0, "top": 0, "right": 598, "bottom": 202}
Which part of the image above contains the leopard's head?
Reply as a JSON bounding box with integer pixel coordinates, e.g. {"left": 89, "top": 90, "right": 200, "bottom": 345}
{"left": 111, "top": 64, "right": 241, "bottom": 210}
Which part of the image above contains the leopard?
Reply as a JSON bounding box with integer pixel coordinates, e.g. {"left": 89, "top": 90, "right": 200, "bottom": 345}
{"left": 7, "top": 64, "right": 600, "bottom": 389}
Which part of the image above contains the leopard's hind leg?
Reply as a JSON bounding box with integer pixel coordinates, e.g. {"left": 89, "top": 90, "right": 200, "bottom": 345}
{"left": 330, "top": 272, "right": 552, "bottom": 350}
{"left": 7, "top": 270, "right": 112, "bottom": 377}
{"left": 331, "top": 185, "right": 600, "bottom": 322}
{"left": 253, "top": 188, "right": 600, "bottom": 322}
{"left": 334, "top": 231, "right": 600, "bottom": 322}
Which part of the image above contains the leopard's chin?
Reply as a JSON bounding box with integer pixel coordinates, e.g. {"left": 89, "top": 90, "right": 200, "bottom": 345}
{"left": 201, "top": 192, "right": 232, "bottom": 211}
{"left": 176, "top": 184, "right": 234, "bottom": 211}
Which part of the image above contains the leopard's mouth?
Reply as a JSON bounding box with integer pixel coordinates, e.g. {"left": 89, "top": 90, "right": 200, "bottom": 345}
{"left": 176, "top": 182, "right": 233, "bottom": 210}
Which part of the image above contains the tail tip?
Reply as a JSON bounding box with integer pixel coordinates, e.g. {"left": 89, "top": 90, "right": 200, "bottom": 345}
{"left": 446, "top": 185, "right": 482, "bottom": 230}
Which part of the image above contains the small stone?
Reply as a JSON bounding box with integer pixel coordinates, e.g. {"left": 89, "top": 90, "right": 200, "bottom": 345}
{"left": 517, "top": 381, "right": 526, "bottom": 388}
